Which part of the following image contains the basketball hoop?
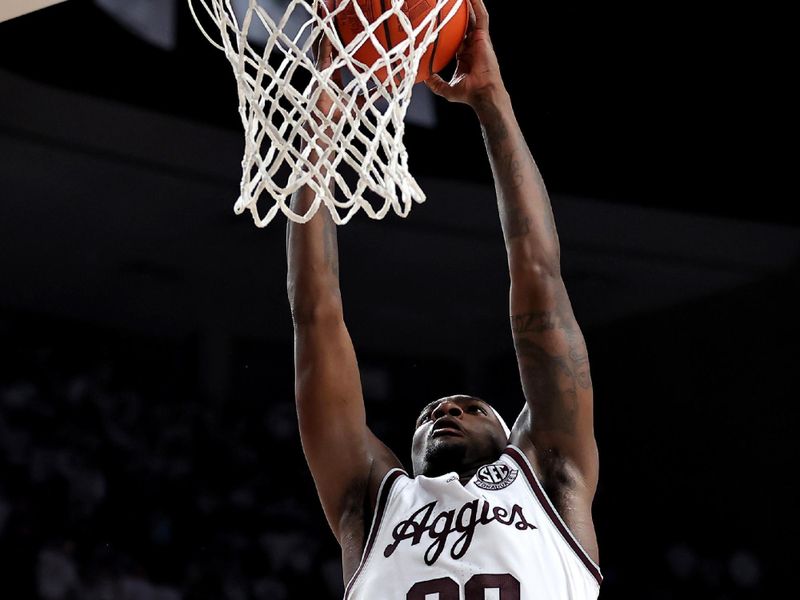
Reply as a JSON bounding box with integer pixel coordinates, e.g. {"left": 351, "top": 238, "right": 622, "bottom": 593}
{"left": 188, "top": 0, "right": 465, "bottom": 226}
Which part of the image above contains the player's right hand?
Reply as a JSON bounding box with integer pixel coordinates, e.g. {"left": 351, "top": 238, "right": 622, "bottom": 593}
{"left": 424, "top": 0, "right": 505, "bottom": 109}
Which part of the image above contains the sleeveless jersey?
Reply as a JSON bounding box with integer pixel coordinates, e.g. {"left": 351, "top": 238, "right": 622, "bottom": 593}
{"left": 345, "top": 445, "right": 601, "bottom": 599}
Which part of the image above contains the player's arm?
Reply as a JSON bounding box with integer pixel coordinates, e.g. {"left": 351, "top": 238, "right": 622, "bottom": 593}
{"left": 427, "top": 0, "right": 598, "bottom": 494}
{"left": 287, "top": 37, "right": 402, "bottom": 546}
{"left": 490, "top": 90, "right": 599, "bottom": 491}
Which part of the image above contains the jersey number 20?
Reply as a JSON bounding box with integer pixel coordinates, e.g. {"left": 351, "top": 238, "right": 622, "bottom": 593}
{"left": 408, "top": 573, "right": 520, "bottom": 599}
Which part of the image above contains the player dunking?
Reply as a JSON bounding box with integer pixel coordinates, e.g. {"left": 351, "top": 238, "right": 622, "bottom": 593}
{"left": 286, "top": 0, "right": 601, "bottom": 597}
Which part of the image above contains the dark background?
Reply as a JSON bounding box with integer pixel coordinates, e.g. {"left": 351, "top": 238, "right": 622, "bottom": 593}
{"left": 0, "top": 1, "right": 795, "bottom": 598}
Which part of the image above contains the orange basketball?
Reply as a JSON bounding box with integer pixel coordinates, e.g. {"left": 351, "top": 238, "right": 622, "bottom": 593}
{"left": 329, "top": 0, "right": 469, "bottom": 84}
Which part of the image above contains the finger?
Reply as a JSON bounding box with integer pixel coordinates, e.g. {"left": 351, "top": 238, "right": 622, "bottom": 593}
{"left": 468, "top": 0, "right": 489, "bottom": 30}
{"left": 327, "top": 40, "right": 345, "bottom": 87}
{"left": 316, "top": 0, "right": 335, "bottom": 22}
{"left": 311, "top": 31, "right": 322, "bottom": 61}
{"left": 424, "top": 73, "right": 451, "bottom": 99}
{"left": 313, "top": 1, "right": 335, "bottom": 58}
{"left": 316, "top": 34, "right": 333, "bottom": 69}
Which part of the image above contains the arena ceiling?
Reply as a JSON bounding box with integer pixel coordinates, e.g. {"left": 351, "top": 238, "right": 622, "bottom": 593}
{"left": 0, "top": 1, "right": 795, "bottom": 359}
{"left": 0, "top": 1, "right": 785, "bottom": 225}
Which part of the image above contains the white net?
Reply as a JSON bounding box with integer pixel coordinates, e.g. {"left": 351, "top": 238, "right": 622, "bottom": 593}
{"left": 189, "top": 0, "right": 465, "bottom": 225}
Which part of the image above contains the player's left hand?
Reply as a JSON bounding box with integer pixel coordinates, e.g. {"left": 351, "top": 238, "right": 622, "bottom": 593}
{"left": 311, "top": 33, "right": 344, "bottom": 124}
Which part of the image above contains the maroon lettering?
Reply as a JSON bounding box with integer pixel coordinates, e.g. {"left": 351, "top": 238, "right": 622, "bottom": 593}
{"left": 451, "top": 499, "right": 479, "bottom": 559}
{"left": 385, "top": 499, "right": 536, "bottom": 565}
{"left": 425, "top": 507, "right": 456, "bottom": 564}
{"left": 407, "top": 576, "right": 459, "bottom": 600}
{"left": 409, "top": 574, "right": 521, "bottom": 600}
{"left": 465, "top": 574, "right": 521, "bottom": 600}
{"left": 384, "top": 501, "right": 436, "bottom": 558}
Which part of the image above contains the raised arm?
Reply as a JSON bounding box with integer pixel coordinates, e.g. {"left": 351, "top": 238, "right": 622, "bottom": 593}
{"left": 482, "top": 89, "right": 599, "bottom": 499}
{"left": 287, "top": 36, "right": 402, "bottom": 553}
{"left": 427, "top": 0, "right": 599, "bottom": 562}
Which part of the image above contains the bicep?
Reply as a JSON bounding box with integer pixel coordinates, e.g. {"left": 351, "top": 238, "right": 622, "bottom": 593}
{"left": 294, "top": 317, "right": 401, "bottom": 540}
{"left": 508, "top": 273, "right": 598, "bottom": 487}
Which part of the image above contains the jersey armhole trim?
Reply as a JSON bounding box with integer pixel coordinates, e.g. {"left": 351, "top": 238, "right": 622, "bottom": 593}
{"left": 343, "top": 468, "right": 406, "bottom": 598}
{"left": 503, "top": 445, "right": 603, "bottom": 587}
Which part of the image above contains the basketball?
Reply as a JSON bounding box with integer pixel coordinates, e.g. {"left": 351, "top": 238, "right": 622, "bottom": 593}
{"left": 329, "top": 0, "right": 469, "bottom": 84}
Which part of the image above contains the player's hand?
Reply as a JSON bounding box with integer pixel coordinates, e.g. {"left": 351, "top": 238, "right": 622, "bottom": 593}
{"left": 424, "top": 0, "right": 505, "bottom": 109}
{"left": 311, "top": 32, "right": 344, "bottom": 125}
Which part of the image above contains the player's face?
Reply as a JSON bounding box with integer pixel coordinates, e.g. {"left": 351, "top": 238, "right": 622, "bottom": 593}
{"left": 411, "top": 395, "right": 508, "bottom": 477}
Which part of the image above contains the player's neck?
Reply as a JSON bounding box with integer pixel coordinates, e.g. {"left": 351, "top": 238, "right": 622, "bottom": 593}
{"left": 456, "top": 463, "right": 485, "bottom": 485}
{"left": 457, "top": 468, "right": 479, "bottom": 485}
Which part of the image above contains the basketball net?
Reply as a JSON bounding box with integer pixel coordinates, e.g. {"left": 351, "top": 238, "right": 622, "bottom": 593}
{"left": 189, "top": 0, "right": 465, "bottom": 226}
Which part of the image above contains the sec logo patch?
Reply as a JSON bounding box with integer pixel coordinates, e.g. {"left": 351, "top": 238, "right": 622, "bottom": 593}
{"left": 474, "top": 463, "right": 518, "bottom": 491}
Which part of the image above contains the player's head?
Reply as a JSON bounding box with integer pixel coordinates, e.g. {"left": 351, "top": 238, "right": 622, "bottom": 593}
{"left": 411, "top": 394, "right": 510, "bottom": 477}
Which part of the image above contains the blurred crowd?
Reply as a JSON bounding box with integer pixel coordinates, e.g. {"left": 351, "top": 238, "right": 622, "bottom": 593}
{"left": 0, "top": 339, "right": 343, "bottom": 599}
{"left": 0, "top": 323, "right": 772, "bottom": 599}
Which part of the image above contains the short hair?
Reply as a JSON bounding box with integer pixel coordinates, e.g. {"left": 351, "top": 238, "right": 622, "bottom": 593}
{"left": 489, "top": 405, "right": 511, "bottom": 437}
{"left": 417, "top": 395, "right": 510, "bottom": 438}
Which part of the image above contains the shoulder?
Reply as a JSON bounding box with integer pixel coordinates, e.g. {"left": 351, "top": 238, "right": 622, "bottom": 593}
{"left": 340, "top": 465, "right": 408, "bottom": 584}
{"left": 504, "top": 443, "right": 601, "bottom": 567}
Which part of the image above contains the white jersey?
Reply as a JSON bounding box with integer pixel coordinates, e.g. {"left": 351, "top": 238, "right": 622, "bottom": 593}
{"left": 345, "top": 445, "right": 601, "bottom": 599}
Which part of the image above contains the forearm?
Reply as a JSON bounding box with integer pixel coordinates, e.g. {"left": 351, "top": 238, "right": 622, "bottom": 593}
{"left": 286, "top": 176, "right": 342, "bottom": 325}
{"left": 476, "top": 87, "right": 560, "bottom": 276}
{"left": 479, "top": 91, "right": 592, "bottom": 440}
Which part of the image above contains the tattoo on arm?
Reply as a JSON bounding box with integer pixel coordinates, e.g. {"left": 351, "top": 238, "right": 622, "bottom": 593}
{"left": 479, "top": 98, "right": 508, "bottom": 144}
{"left": 501, "top": 202, "right": 531, "bottom": 239}
{"left": 501, "top": 151, "right": 525, "bottom": 191}
{"left": 569, "top": 344, "right": 592, "bottom": 390}
{"left": 511, "top": 309, "right": 592, "bottom": 435}
{"left": 514, "top": 335, "right": 578, "bottom": 435}
{"left": 511, "top": 310, "right": 558, "bottom": 334}
{"left": 481, "top": 100, "right": 557, "bottom": 244}
{"left": 481, "top": 101, "right": 525, "bottom": 192}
